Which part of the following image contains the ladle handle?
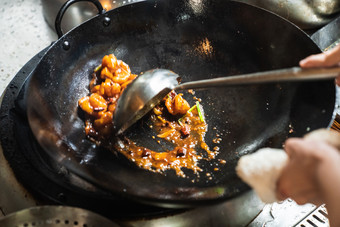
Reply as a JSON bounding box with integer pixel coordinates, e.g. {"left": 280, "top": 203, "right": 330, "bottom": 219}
{"left": 175, "top": 67, "right": 340, "bottom": 90}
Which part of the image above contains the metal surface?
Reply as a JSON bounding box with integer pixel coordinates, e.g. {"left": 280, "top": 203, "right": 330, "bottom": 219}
{"left": 42, "top": 0, "right": 144, "bottom": 34}
{"left": 0, "top": 74, "right": 264, "bottom": 224}
{"left": 44, "top": 0, "right": 340, "bottom": 31}
{"left": 0, "top": 50, "right": 183, "bottom": 219}
{"left": 235, "top": 0, "right": 340, "bottom": 29}
{"left": 54, "top": 0, "right": 105, "bottom": 38}
{"left": 1, "top": 1, "right": 339, "bottom": 96}
{"left": 0, "top": 206, "right": 117, "bottom": 227}
{"left": 0, "top": 2, "right": 265, "bottom": 225}
{"left": 114, "top": 69, "right": 179, "bottom": 135}
{"left": 121, "top": 190, "right": 265, "bottom": 227}
{"left": 250, "top": 200, "right": 323, "bottom": 227}
{"left": 312, "top": 15, "right": 340, "bottom": 50}
{"left": 25, "top": 0, "right": 337, "bottom": 207}
{"left": 295, "top": 205, "right": 329, "bottom": 227}
{"left": 0, "top": 0, "right": 337, "bottom": 226}
{"left": 115, "top": 67, "right": 340, "bottom": 134}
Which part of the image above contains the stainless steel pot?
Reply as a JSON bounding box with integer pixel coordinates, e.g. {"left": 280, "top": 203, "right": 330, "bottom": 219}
{"left": 0, "top": 206, "right": 117, "bottom": 227}
{"left": 41, "top": 0, "right": 144, "bottom": 34}
{"left": 42, "top": 0, "right": 340, "bottom": 32}
{"left": 235, "top": 0, "right": 340, "bottom": 29}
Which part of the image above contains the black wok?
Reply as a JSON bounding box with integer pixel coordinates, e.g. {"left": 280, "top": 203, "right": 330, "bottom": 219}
{"left": 26, "top": 0, "right": 337, "bottom": 207}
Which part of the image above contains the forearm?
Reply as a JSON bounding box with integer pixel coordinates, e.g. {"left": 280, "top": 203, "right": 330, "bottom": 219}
{"left": 317, "top": 151, "right": 340, "bottom": 227}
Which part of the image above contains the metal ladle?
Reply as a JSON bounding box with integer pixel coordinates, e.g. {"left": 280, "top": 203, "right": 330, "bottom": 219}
{"left": 113, "top": 67, "right": 340, "bottom": 135}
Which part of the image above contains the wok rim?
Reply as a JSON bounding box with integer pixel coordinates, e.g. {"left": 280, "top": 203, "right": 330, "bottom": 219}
{"left": 25, "top": 0, "right": 338, "bottom": 207}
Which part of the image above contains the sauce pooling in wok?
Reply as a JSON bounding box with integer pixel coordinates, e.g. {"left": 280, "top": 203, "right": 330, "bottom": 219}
{"left": 78, "top": 54, "right": 224, "bottom": 177}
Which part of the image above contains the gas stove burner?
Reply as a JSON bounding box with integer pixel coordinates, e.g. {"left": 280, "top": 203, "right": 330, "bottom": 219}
{"left": 0, "top": 47, "right": 179, "bottom": 219}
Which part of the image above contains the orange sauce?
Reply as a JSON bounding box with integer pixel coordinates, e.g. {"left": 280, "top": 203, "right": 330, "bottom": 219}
{"left": 79, "top": 54, "right": 222, "bottom": 177}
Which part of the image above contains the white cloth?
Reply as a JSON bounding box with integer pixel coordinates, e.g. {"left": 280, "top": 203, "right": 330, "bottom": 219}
{"left": 236, "top": 148, "right": 288, "bottom": 203}
{"left": 236, "top": 129, "right": 340, "bottom": 204}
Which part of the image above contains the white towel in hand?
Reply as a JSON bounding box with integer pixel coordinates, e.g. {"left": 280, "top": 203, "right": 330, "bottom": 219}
{"left": 236, "top": 148, "right": 288, "bottom": 203}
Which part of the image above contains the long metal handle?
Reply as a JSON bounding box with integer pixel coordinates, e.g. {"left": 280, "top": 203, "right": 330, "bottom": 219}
{"left": 175, "top": 67, "right": 340, "bottom": 90}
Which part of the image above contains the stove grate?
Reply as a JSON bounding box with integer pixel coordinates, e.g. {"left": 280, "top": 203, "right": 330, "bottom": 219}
{"left": 294, "top": 205, "right": 329, "bottom": 227}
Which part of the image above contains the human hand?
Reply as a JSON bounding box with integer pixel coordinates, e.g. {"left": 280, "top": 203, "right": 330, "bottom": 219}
{"left": 299, "top": 44, "right": 340, "bottom": 86}
{"left": 276, "top": 137, "right": 339, "bottom": 206}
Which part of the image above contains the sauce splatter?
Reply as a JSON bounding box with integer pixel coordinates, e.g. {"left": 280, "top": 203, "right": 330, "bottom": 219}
{"left": 78, "top": 54, "right": 224, "bottom": 178}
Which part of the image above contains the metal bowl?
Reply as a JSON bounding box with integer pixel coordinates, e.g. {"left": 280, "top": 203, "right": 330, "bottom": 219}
{"left": 0, "top": 206, "right": 117, "bottom": 227}
{"left": 42, "top": 0, "right": 340, "bottom": 35}
{"left": 41, "top": 0, "right": 144, "bottom": 34}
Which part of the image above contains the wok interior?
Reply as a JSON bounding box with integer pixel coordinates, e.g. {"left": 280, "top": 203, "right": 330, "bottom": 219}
{"left": 26, "top": 0, "right": 335, "bottom": 206}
